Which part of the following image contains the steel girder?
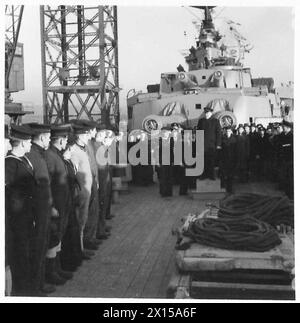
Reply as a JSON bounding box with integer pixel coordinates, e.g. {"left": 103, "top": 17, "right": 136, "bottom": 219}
{"left": 40, "top": 5, "right": 120, "bottom": 125}
{"left": 5, "top": 5, "right": 24, "bottom": 90}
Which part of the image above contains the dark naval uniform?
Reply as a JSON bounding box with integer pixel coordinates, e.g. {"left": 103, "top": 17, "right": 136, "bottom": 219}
{"left": 278, "top": 129, "right": 293, "bottom": 199}
{"left": 60, "top": 158, "right": 83, "bottom": 271}
{"left": 236, "top": 133, "right": 250, "bottom": 182}
{"left": 5, "top": 153, "right": 35, "bottom": 296}
{"left": 26, "top": 142, "right": 53, "bottom": 292}
{"left": 220, "top": 133, "right": 237, "bottom": 193}
{"left": 158, "top": 134, "right": 173, "bottom": 197}
{"left": 45, "top": 145, "right": 69, "bottom": 242}
{"left": 197, "top": 117, "right": 222, "bottom": 179}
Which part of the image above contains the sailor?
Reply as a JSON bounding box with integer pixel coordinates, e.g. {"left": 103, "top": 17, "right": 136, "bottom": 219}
{"left": 158, "top": 127, "right": 173, "bottom": 197}
{"left": 256, "top": 126, "right": 268, "bottom": 181}
{"left": 94, "top": 124, "right": 113, "bottom": 240}
{"left": 264, "top": 125, "right": 276, "bottom": 180}
{"left": 5, "top": 125, "right": 35, "bottom": 296}
{"left": 249, "top": 123, "right": 259, "bottom": 180}
{"left": 171, "top": 123, "right": 190, "bottom": 196}
{"left": 26, "top": 123, "right": 56, "bottom": 295}
{"left": 5, "top": 125, "right": 13, "bottom": 296}
{"left": 60, "top": 144, "right": 83, "bottom": 270}
{"left": 273, "top": 123, "right": 284, "bottom": 182}
{"left": 68, "top": 124, "right": 94, "bottom": 259}
{"left": 219, "top": 126, "right": 237, "bottom": 194}
{"left": 244, "top": 123, "right": 251, "bottom": 136}
{"left": 236, "top": 124, "right": 250, "bottom": 183}
{"left": 197, "top": 105, "right": 222, "bottom": 180}
{"left": 44, "top": 124, "right": 73, "bottom": 285}
{"left": 278, "top": 121, "right": 294, "bottom": 199}
{"left": 79, "top": 120, "right": 104, "bottom": 250}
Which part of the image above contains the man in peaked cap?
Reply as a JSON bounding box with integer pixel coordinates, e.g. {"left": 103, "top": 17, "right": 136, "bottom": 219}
{"left": 5, "top": 125, "right": 36, "bottom": 296}
{"left": 219, "top": 125, "right": 237, "bottom": 193}
{"left": 44, "top": 124, "right": 73, "bottom": 285}
{"left": 26, "top": 123, "right": 57, "bottom": 295}
{"left": 68, "top": 124, "right": 95, "bottom": 259}
{"left": 197, "top": 105, "right": 222, "bottom": 180}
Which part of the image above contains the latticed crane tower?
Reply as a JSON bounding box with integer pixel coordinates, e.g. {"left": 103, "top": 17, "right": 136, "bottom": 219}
{"left": 40, "top": 5, "right": 120, "bottom": 125}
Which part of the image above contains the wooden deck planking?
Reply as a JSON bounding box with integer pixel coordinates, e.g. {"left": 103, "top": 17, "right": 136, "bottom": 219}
{"left": 52, "top": 181, "right": 285, "bottom": 298}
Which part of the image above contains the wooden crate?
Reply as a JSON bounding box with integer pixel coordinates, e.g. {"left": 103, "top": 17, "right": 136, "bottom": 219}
{"left": 176, "top": 236, "right": 294, "bottom": 273}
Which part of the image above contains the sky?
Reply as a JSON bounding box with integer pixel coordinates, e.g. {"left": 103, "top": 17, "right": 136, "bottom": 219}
{"left": 11, "top": 5, "right": 295, "bottom": 117}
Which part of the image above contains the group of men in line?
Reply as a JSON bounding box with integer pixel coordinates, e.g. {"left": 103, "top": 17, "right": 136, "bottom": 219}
{"left": 156, "top": 105, "right": 294, "bottom": 198}
{"left": 5, "top": 120, "right": 116, "bottom": 296}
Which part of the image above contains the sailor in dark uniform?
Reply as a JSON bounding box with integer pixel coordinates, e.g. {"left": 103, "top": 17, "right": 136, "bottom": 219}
{"left": 278, "top": 121, "right": 294, "bottom": 199}
{"left": 26, "top": 123, "right": 56, "bottom": 295}
{"left": 236, "top": 124, "right": 250, "bottom": 182}
{"left": 158, "top": 128, "right": 173, "bottom": 197}
{"left": 60, "top": 144, "right": 83, "bottom": 270}
{"left": 5, "top": 125, "right": 13, "bottom": 296}
{"left": 220, "top": 126, "right": 237, "bottom": 193}
{"left": 197, "top": 106, "right": 222, "bottom": 180}
{"left": 44, "top": 125, "right": 73, "bottom": 285}
{"left": 256, "top": 126, "right": 268, "bottom": 181}
{"left": 249, "top": 123, "right": 259, "bottom": 180}
{"left": 171, "top": 123, "right": 190, "bottom": 195}
{"left": 5, "top": 125, "right": 36, "bottom": 296}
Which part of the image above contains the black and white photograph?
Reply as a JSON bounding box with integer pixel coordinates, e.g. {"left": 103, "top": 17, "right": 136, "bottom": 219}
{"left": 2, "top": 0, "right": 297, "bottom": 304}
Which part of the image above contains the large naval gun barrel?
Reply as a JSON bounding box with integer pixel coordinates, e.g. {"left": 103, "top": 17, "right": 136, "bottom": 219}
{"left": 177, "top": 72, "right": 198, "bottom": 89}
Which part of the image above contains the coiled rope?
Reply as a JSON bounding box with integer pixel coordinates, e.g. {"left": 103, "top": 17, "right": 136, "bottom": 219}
{"left": 218, "top": 193, "right": 294, "bottom": 227}
{"left": 184, "top": 217, "right": 281, "bottom": 252}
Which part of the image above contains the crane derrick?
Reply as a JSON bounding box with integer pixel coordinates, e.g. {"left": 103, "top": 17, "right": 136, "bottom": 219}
{"left": 40, "top": 5, "right": 120, "bottom": 125}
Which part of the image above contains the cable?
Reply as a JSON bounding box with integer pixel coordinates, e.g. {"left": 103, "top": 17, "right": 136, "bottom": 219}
{"left": 184, "top": 216, "right": 281, "bottom": 252}
{"left": 218, "top": 193, "right": 294, "bottom": 227}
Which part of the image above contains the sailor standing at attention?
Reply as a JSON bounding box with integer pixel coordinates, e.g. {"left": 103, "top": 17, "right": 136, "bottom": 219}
{"left": 5, "top": 125, "right": 35, "bottom": 296}
{"left": 26, "top": 123, "right": 57, "bottom": 295}
{"left": 69, "top": 124, "right": 94, "bottom": 259}
{"left": 197, "top": 105, "right": 222, "bottom": 180}
{"left": 44, "top": 124, "right": 74, "bottom": 285}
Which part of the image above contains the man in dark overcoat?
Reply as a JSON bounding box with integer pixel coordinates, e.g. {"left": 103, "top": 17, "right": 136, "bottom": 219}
{"left": 44, "top": 125, "right": 73, "bottom": 284}
{"left": 26, "top": 123, "right": 56, "bottom": 294}
{"left": 197, "top": 106, "right": 222, "bottom": 180}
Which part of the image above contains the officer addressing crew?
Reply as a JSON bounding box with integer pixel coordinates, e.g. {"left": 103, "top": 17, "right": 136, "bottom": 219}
{"left": 26, "top": 123, "right": 57, "bottom": 295}
{"left": 197, "top": 105, "right": 222, "bottom": 180}
{"left": 5, "top": 125, "right": 35, "bottom": 296}
{"left": 44, "top": 124, "right": 74, "bottom": 285}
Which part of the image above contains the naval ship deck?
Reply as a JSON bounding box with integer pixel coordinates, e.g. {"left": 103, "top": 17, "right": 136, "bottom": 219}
{"left": 52, "top": 181, "right": 285, "bottom": 299}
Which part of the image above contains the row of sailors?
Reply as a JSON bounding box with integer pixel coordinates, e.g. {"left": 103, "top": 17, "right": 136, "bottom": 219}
{"left": 5, "top": 120, "right": 116, "bottom": 297}
{"left": 153, "top": 120, "right": 293, "bottom": 198}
